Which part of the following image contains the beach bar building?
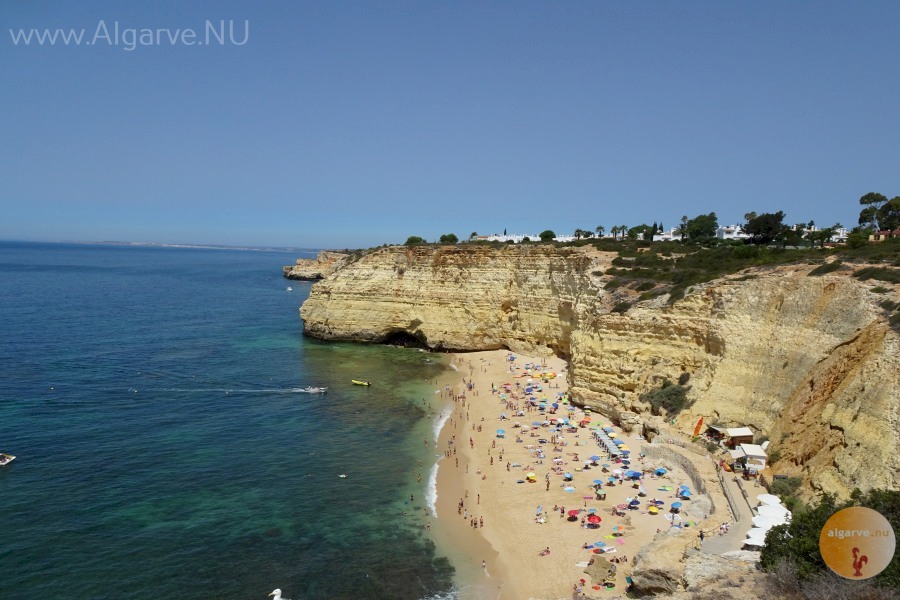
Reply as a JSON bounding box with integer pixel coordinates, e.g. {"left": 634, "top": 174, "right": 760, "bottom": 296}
{"left": 725, "top": 427, "right": 754, "bottom": 448}
{"left": 705, "top": 425, "right": 728, "bottom": 441}
{"left": 729, "top": 443, "right": 768, "bottom": 473}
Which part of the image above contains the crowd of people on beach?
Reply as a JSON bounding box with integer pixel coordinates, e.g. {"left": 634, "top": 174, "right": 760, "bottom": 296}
{"left": 427, "top": 352, "right": 710, "bottom": 598}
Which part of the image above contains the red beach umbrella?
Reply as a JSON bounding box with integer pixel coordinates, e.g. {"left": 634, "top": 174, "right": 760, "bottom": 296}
{"left": 587, "top": 515, "right": 602, "bottom": 524}
{"left": 567, "top": 509, "right": 580, "bottom": 517}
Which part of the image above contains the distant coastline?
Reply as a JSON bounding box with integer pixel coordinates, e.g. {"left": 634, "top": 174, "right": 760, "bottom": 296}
{"left": 1, "top": 239, "right": 319, "bottom": 254}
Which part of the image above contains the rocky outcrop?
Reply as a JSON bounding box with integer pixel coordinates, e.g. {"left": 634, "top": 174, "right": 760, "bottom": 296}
{"left": 298, "top": 245, "right": 900, "bottom": 500}
{"left": 283, "top": 251, "right": 350, "bottom": 280}
{"left": 300, "top": 245, "right": 605, "bottom": 353}
{"left": 631, "top": 533, "right": 690, "bottom": 595}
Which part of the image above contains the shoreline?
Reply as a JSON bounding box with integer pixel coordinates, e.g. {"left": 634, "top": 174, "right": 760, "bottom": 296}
{"left": 429, "top": 349, "right": 718, "bottom": 599}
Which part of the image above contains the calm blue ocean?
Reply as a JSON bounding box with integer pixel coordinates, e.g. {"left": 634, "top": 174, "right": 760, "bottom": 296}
{"left": 0, "top": 242, "right": 454, "bottom": 600}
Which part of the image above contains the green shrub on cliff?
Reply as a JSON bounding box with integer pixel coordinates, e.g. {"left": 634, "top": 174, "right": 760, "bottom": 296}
{"left": 640, "top": 380, "right": 690, "bottom": 416}
{"left": 761, "top": 489, "right": 900, "bottom": 591}
{"left": 404, "top": 236, "right": 426, "bottom": 246}
{"left": 808, "top": 260, "right": 842, "bottom": 276}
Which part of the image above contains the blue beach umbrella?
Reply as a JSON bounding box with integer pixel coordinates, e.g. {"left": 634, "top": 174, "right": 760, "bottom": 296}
{"left": 655, "top": 468, "right": 667, "bottom": 475}
{"left": 533, "top": 422, "right": 542, "bottom": 426}
{"left": 552, "top": 403, "right": 560, "bottom": 409}
{"left": 602, "top": 427, "right": 614, "bottom": 433}
{"left": 588, "top": 508, "right": 597, "bottom": 513}
{"left": 607, "top": 477, "right": 617, "bottom": 484}
{"left": 496, "top": 429, "right": 505, "bottom": 436}
{"left": 680, "top": 490, "right": 692, "bottom": 497}
{"left": 593, "top": 479, "right": 604, "bottom": 485}
{"left": 671, "top": 502, "right": 683, "bottom": 509}
{"left": 590, "top": 455, "right": 601, "bottom": 461}
{"left": 613, "top": 439, "right": 624, "bottom": 446}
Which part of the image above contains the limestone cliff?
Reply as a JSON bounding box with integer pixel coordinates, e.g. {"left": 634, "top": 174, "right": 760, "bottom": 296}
{"left": 299, "top": 245, "right": 900, "bottom": 500}
{"left": 283, "top": 251, "right": 350, "bottom": 280}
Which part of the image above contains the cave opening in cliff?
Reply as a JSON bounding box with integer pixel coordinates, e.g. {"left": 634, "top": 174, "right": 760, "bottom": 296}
{"left": 381, "top": 329, "right": 429, "bottom": 349}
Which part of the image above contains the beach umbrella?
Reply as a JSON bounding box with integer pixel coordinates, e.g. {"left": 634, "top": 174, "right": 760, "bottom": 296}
{"left": 588, "top": 508, "right": 597, "bottom": 513}
{"left": 552, "top": 403, "right": 559, "bottom": 409}
{"left": 629, "top": 499, "right": 640, "bottom": 506}
{"left": 746, "top": 527, "right": 769, "bottom": 540}
{"left": 532, "top": 421, "right": 542, "bottom": 426}
{"left": 590, "top": 455, "right": 601, "bottom": 462}
{"left": 543, "top": 420, "right": 550, "bottom": 425}
{"left": 525, "top": 387, "right": 533, "bottom": 393}
{"left": 536, "top": 505, "right": 543, "bottom": 515}
{"left": 607, "top": 477, "right": 617, "bottom": 484}
{"left": 649, "top": 506, "right": 659, "bottom": 514}
{"left": 587, "top": 515, "right": 602, "bottom": 524}
{"left": 593, "top": 479, "right": 604, "bottom": 486}
{"left": 496, "top": 430, "right": 505, "bottom": 438}
{"left": 752, "top": 515, "right": 785, "bottom": 529}
{"left": 602, "top": 427, "right": 613, "bottom": 433}
{"left": 601, "top": 464, "right": 610, "bottom": 469}
{"left": 612, "top": 439, "right": 624, "bottom": 446}
{"left": 608, "top": 432, "right": 617, "bottom": 438}
{"left": 568, "top": 509, "right": 581, "bottom": 516}
{"left": 671, "top": 502, "right": 683, "bottom": 509}
{"left": 757, "top": 493, "right": 782, "bottom": 506}
{"left": 564, "top": 486, "right": 575, "bottom": 492}
{"left": 679, "top": 490, "right": 692, "bottom": 497}
{"left": 655, "top": 468, "right": 667, "bottom": 475}
{"left": 758, "top": 504, "right": 790, "bottom": 518}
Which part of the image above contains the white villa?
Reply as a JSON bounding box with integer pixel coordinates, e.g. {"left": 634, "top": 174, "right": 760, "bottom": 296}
{"left": 474, "top": 234, "right": 576, "bottom": 243}
{"left": 716, "top": 225, "right": 750, "bottom": 240}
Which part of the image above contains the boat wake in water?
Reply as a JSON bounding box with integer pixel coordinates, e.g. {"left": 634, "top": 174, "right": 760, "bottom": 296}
{"left": 149, "top": 387, "right": 327, "bottom": 394}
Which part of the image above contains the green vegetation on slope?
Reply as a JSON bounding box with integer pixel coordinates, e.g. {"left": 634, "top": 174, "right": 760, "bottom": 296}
{"left": 760, "top": 489, "right": 900, "bottom": 595}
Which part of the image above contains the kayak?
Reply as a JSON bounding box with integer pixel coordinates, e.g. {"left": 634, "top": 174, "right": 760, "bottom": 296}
{"left": 351, "top": 380, "right": 371, "bottom": 386}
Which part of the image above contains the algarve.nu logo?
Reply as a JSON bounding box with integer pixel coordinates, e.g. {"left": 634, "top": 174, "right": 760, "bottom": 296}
{"left": 820, "top": 507, "right": 896, "bottom": 579}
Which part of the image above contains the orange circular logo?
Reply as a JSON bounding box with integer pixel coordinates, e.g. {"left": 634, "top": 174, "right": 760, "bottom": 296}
{"left": 820, "top": 507, "right": 895, "bottom": 579}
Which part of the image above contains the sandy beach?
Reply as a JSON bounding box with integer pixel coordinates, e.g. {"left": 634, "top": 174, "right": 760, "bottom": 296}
{"left": 431, "top": 350, "right": 705, "bottom": 600}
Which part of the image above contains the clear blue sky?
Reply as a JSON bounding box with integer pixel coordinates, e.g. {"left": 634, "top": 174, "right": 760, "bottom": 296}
{"left": 2, "top": 1, "right": 899, "bottom": 248}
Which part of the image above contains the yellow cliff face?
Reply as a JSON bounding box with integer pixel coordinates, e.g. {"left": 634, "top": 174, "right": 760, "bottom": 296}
{"left": 300, "top": 245, "right": 899, "bottom": 499}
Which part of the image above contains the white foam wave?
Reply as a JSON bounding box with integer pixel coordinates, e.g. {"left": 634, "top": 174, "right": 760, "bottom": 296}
{"left": 433, "top": 407, "right": 452, "bottom": 442}
{"left": 426, "top": 458, "right": 441, "bottom": 518}
{"left": 153, "top": 387, "right": 325, "bottom": 394}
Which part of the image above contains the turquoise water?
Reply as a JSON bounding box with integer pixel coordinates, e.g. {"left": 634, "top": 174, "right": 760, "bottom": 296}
{"left": 0, "top": 242, "right": 454, "bottom": 600}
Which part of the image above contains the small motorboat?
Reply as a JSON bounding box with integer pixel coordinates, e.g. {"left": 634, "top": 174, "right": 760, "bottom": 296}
{"left": 286, "top": 286, "right": 293, "bottom": 292}
{"left": 0, "top": 453, "right": 15, "bottom": 466}
{"left": 351, "top": 380, "right": 371, "bottom": 386}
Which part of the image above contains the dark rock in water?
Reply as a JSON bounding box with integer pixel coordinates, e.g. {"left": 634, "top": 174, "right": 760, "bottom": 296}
{"left": 265, "top": 527, "right": 282, "bottom": 538}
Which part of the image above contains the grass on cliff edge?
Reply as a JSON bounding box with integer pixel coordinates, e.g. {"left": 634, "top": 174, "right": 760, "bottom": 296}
{"left": 760, "top": 488, "right": 900, "bottom": 594}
